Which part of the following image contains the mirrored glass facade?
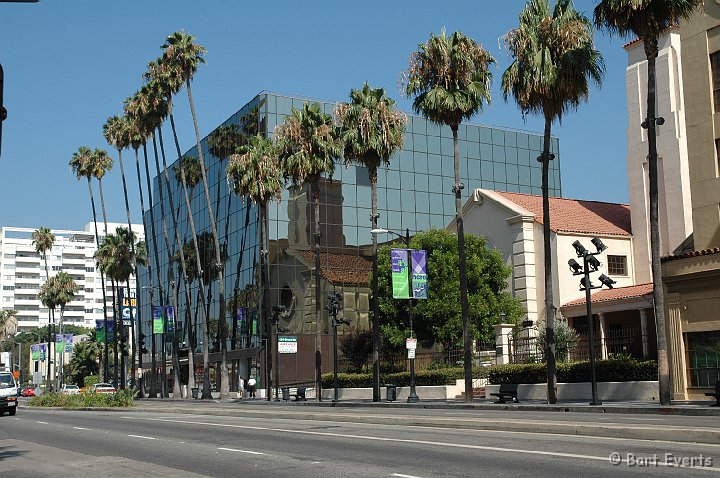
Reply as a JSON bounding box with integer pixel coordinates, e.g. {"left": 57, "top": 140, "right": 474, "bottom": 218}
{"left": 138, "top": 92, "right": 561, "bottom": 387}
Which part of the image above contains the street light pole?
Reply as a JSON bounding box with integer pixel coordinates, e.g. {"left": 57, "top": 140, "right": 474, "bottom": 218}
{"left": 326, "top": 292, "right": 347, "bottom": 402}
{"left": 271, "top": 305, "right": 286, "bottom": 402}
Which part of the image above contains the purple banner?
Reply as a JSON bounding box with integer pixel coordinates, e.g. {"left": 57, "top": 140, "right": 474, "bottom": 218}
{"left": 411, "top": 249, "right": 428, "bottom": 299}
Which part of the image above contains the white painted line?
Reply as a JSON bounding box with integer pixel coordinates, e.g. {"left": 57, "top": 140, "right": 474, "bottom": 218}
{"left": 623, "top": 417, "right": 663, "bottom": 421}
{"left": 218, "top": 447, "right": 264, "bottom": 455}
{"left": 36, "top": 421, "right": 48, "bottom": 424}
{"left": 127, "top": 434, "right": 156, "bottom": 440}
{"left": 392, "top": 473, "right": 424, "bottom": 478}
{"left": 73, "top": 426, "right": 89, "bottom": 430}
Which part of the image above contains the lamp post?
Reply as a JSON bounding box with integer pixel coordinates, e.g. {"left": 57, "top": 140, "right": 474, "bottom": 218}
{"left": 371, "top": 227, "right": 420, "bottom": 403}
{"left": 326, "top": 292, "right": 348, "bottom": 402}
{"left": 569, "top": 237, "right": 616, "bottom": 406}
{"left": 271, "top": 305, "right": 287, "bottom": 402}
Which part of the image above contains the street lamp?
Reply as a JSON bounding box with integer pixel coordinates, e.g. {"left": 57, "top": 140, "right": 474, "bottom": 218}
{"left": 271, "top": 305, "right": 287, "bottom": 402}
{"left": 326, "top": 292, "right": 348, "bottom": 402}
{"left": 569, "top": 237, "right": 615, "bottom": 406}
{"left": 371, "top": 227, "right": 420, "bottom": 403}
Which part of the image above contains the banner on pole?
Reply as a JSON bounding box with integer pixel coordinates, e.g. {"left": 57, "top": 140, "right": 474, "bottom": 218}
{"left": 65, "top": 334, "right": 73, "bottom": 353}
{"left": 95, "top": 319, "right": 106, "bottom": 343}
{"left": 391, "top": 248, "right": 410, "bottom": 299}
{"left": 55, "top": 333, "right": 65, "bottom": 353}
{"left": 107, "top": 320, "right": 116, "bottom": 342}
{"left": 411, "top": 249, "right": 428, "bottom": 299}
{"left": 31, "top": 344, "right": 39, "bottom": 360}
{"left": 39, "top": 344, "right": 46, "bottom": 361}
{"left": 152, "top": 306, "right": 165, "bottom": 334}
{"left": 166, "top": 306, "right": 175, "bottom": 333}
{"left": 119, "top": 288, "right": 137, "bottom": 327}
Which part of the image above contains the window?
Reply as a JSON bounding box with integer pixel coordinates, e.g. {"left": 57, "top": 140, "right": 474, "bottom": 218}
{"left": 3, "top": 286, "right": 14, "bottom": 291}
{"left": 606, "top": 255, "right": 627, "bottom": 276}
{"left": 712, "top": 51, "right": 720, "bottom": 113}
{"left": 686, "top": 331, "right": 720, "bottom": 387}
{"left": 85, "top": 266, "right": 94, "bottom": 272}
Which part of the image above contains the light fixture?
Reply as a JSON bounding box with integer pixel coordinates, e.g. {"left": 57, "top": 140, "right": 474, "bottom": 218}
{"left": 568, "top": 259, "right": 582, "bottom": 274}
{"left": 586, "top": 255, "right": 601, "bottom": 272}
{"left": 580, "top": 277, "right": 594, "bottom": 290}
{"left": 371, "top": 228, "right": 389, "bottom": 235}
{"left": 598, "top": 274, "right": 616, "bottom": 289}
{"left": 572, "top": 240, "right": 588, "bottom": 257}
{"left": 591, "top": 237, "right": 607, "bottom": 253}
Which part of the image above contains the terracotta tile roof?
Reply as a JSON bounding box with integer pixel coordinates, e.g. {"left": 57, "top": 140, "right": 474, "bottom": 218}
{"left": 494, "top": 191, "right": 632, "bottom": 236}
{"left": 297, "top": 251, "right": 372, "bottom": 286}
{"left": 562, "top": 283, "right": 653, "bottom": 307}
{"left": 662, "top": 247, "right": 720, "bottom": 262}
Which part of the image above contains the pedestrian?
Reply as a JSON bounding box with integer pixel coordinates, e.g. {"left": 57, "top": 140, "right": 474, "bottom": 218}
{"left": 248, "top": 376, "right": 257, "bottom": 398}
{"left": 238, "top": 376, "right": 245, "bottom": 399}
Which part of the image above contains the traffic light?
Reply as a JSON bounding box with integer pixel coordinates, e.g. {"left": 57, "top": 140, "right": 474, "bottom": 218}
{"left": 119, "top": 335, "right": 129, "bottom": 356}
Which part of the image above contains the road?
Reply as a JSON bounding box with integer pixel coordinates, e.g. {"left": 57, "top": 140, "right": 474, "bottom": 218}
{"left": 1, "top": 405, "right": 719, "bottom": 477}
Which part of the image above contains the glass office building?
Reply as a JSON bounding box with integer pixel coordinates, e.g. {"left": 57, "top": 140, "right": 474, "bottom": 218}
{"left": 138, "top": 91, "right": 561, "bottom": 390}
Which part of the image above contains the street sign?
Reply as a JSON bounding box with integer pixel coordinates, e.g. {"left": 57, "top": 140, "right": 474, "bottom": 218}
{"left": 408, "top": 349, "right": 416, "bottom": 359}
{"left": 406, "top": 338, "right": 417, "bottom": 350}
{"left": 278, "top": 336, "right": 298, "bottom": 354}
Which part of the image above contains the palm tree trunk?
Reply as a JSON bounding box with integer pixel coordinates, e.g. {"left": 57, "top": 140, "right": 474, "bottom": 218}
{"left": 452, "top": 125, "right": 472, "bottom": 403}
{"left": 182, "top": 276, "right": 196, "bottom": 391}
{"left": 116, "top": 148, "right": 138, "bottom": 390}
{"left": 42, "top": 253, "right": 52, "bottom": 391}
{"left": 312, "top": 182, "right": 322, "bottom": 401}
{"left": 186, "top": 80, "right": 229, "bottom": 400}
{"left": 167, "top": 106, "right": 212, "bottom": 399}
{"left": 260, "top": 203, "right": 272, "bottom": 401}
{"left": 541, "top": 116, "right": 557, "bottom": 404}
{"left": 644, "top": 38, "right": 671, "bottom": 405}
{"left": 370, "top": 169, "right": 381, "bottom": 402}
{"left": 86, "top": 178, "right": 110, "bottom": 387}
{"left": 133, "top": 147, "right": 151, "bottom": 398}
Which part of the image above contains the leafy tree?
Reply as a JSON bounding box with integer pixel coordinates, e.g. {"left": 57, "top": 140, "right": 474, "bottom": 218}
{"left": 376, "top": 229, "right": 524, "bottom": 356}
{"left": 502, "top": 0, "right": 604, "bottom": 404}
{"left": 65, "top": 336, "right": 101, "bottom": 387}
{"left": 536, "top": 319, "right": 579, "bottom": 362}
{"left": 339, "top": 329, "right": 373, "bottom": 372}
{"left": 594, "top": 0, "right": 701, "bottom": 407}
{"left": 403, "top": 29, "right": 495, "bottom": 402}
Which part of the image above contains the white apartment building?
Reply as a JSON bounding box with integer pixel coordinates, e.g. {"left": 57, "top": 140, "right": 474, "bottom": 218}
{"left": 0, "top": 222, "right": 144, "bottom": 332}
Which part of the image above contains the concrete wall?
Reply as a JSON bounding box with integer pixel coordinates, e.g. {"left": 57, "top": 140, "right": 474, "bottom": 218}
{"left": 486, "top": 381, "right": 659, "bottom": 402}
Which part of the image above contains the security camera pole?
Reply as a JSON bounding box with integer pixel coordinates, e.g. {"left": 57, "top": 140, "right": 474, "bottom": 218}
{"left": 569, "top": 238, "right": 616, "bottom": 406}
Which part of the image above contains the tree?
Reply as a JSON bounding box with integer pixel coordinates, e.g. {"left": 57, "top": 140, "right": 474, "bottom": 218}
{"left": 65, "top": 335, "right": 101, "bottom": 387}
{"left": 0, "top": 309, "right": 17, "bottom": 376}
{"left": 31, "top": 226, "right": 55, "bottom": 388}
{"left": 594, "top": 0, "right": 701, "bottom": 406}
{"left": 376, "top": 229, "right": 524, "bottom": 356}
{"left": 227, "top": 133, "right": 284, "bottom": 400}
{"left": 335, "top": 83, "right": 407, "bottom": 401}
{"left": 339, "top": 329, "right": 373, "bottom": 373}
{"left": 276, "top": 102, "right": 341, "bottom": 401}
{"left": 502, "top": 0, "right": 604, "bottom": 404}
{"left": 404, "top": 30, "right": 495, "bottom": 402}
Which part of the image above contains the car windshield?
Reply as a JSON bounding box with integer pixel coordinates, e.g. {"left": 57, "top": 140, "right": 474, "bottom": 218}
{"left": 0, "top": 376, "right": 15, "bottom": 388}
{"left": 65, "top": 385, "right": 78, "bottom": 389}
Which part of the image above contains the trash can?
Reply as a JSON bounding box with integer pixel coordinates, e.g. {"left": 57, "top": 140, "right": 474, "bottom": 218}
{"left": 385, "top": 384, "right": 397, "bottom": 402}
{"left": 281, "top": 386, "right": 290, "bottom": 401}
{"left": 191, "top": 387, "right": 199, "bottom": 399}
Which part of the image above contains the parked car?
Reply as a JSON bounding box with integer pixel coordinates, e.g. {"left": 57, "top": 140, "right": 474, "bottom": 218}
{"left": 89, "top": 383, "right": 116, "bottom": 394}
{"left": 60, "top": 385, "right": 80, "bottom": 395}
{"left": 21, "top": 386, "right": 36, "bottom": 397}
{"left": 0, "top": 372, "right": 18, "bottom": 416}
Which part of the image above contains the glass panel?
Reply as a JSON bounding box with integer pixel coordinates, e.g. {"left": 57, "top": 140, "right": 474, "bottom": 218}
{"left": 479, "top": 126, "right": 492, "bottom": 144}
{"left": 427, "top": 154, "right": 442, "bottom": 175}
{"left": 412, "top": 116, "right": 427, "bottom": 135}
{"left": 506, "top": 164, "right": 519, "bottom": 185}
{"left": 413, "top": 133, "right": 427, "bottom": 153}
{"left": 529, "top": 134, "right": 542, "bottom": 150}
{"left": 415, "top": 191, "right": 430, "bottom": 212}
{"left": 505, "top": 131, "right": 517, "bottom": 147}
{"left": 467, "top": 125, "right": 480, "bottom": 143}
{"left": 481, "top": 161, "right": 494, "bottom": 181}
{"left": 467, "top": 141, "right": 480, "bottom": 159}
{"left": 480, "top": 143, "right": 492, "bottom": 160}
{"left": 387, "top": 189, "right": 401, "bottom": 210}
{"left": 505, "top": 147, "right": 518, "bottom": 165}
{"left": 428, "top": 135, "right": 441, "bottom": 155}
{"left": 427, "top": 121, "right": 441, "bottom": 137}
{"left": 400, "top": 150, "right": 414, "bottom": 171}
{"left": 387, "top": 170, "right": 401, "bottom": 189}
{"left": 518, "top": 166, "right": 531, "bottom": 185}
{"left": 414, "top": 152, "right": 428, "bottom": 173}
{"left": 276, "top": 96, "right": 292, "bottom": 115}
{"left": 492, "top": 128, "right": 505, "bottom": 145}
{"left": 493, "top": 162, "right": 507, "bottom": 183}
{"left": 517, "top": 132, "right": 529, "bottom": 149}
{"left": 356, "top": 187, "right": 371, "bottom": 208}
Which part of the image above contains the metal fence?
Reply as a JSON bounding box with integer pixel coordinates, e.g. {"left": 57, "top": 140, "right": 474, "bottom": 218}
{"left": 571, "top": 327, "right": 645, "bottom": 362}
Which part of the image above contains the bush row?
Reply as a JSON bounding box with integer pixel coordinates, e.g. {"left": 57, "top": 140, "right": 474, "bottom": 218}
{"left": 487, "top": 359, "right": 658, "bottom": 384}
{"left": 321, "top": 367, "right": 488, "bottom": 388}
{"left": 27, "top": 389, "right": 136, "bottom": 408}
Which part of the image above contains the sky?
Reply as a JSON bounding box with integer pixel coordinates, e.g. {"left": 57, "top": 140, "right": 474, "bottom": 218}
{"left": 0, "top": 0, "right": 632, "bottom": 232}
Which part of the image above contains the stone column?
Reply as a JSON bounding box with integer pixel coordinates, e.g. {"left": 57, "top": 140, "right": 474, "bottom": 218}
{"left": 598, "top": 313, "right": 608, "bottom": 360}
{"left": 639, "top": 308, "right": 649, "bottom": 358}
{"left": 665, "top": 293, "right": 687, "bottom": 401}
{"left": 493, "top": 323, "right": 515, "bottom": 365}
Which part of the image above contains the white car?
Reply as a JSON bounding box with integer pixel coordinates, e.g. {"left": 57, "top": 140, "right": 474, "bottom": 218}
{"left": 0, "top": 372, "right": 18, "bottom": 416}
{"left": 89, "top": 383, "right": 116, "bottom": 394}
{"left": 61, "top": 385, "right": 80, "bottom": 395}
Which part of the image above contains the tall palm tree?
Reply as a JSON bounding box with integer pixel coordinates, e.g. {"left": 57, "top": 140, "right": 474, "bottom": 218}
{"left": 31, "top": 226, "right": 55, "bottom": 389}
{"left": 335, "top": 84, "right": 407, "bottom": 402}
{"left": 69, "top": 146, "right": 111, "bottom": 384}
{"left": 162, "top": 31, "right": 231, "bottom": 399}
{"left": 594, "top": 0, "right": 701, "bottom": 406}
{"left": 404, "top": 30, "right": 495, "bottom": 403}
{"left": 227, "top": 134, "right": 285, "bottom": 401}
{"left": 0, "top": 309, "right": 17, "bottom": 379}
{"left": 502, "top": 0, "right": 605, "bottom": 404}
{"left": 37, "top": 271, "right": 79, "bottom": 389}
{"left": 276, "top": 102, "right": 341, "bottom": 401}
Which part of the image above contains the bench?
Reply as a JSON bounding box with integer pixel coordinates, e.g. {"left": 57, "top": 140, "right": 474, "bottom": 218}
{"left": 281, "top": 386, "right": 307, "bottom": 401}
{"left": 705, "top": 381, "right": 720, "bottom": 406}
{"left": 489, "top": 383, "right": 519, "bottom": 404}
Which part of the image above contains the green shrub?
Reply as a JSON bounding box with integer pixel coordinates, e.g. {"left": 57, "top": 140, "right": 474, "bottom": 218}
{"left": 321, "top": 367, "right": 489, "bottom": 388}
{"left": 27, "top": 388, "right": 136, "bottom": 408}
{"left": 83, "top": 375, "right": 100, "bottom": 388}
{"left": 487, "top": 358, "right": 658, "bottom": 384}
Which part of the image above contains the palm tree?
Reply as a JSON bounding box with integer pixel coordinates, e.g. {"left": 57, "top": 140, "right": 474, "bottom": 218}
{"left": 276, "top": 102, "right": 341, "bottom": 401}
{"left": 69, "top": 146, "right": 112, "bottom": 384}
{"left": 0, "top": 309, "right": 17, "bottom": 379}
{"left": 502, "top": 0, "right": 605, "bottom": 404}
{"left": 227, "top": 134, "right": 285, "bottom": 401}
{"left": 404, "top": 30, "right": 494, "bottom": 402}
{"left": 31, "top": 226, "right": 55, "bottom": 389}
{"left": 335, "top": 84, "right": 407, "bottom": 402}
{"left": 37, "top": 271, "right": 79, "bottom": 389}
{"left": 162, "top": 31, "right": 231, "bottom": 399}
{"left": 594, "top": 0, "right": 701, "bottom": 406}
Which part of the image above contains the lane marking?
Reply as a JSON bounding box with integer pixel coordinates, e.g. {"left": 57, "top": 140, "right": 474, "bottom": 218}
{"left": 127, "top": 434, "right": 156, "bottom": 440}
{"left": 36, "top": 421, "right": 48, "bottom": 424}
{"left": 392, "top": 474, "right": 424, "bottom": 478}
{"left": 218, "top": 447, "right": 264, "bottom": 455}
{"left": 73, "top": 426, "right": 89, "bottom": 430}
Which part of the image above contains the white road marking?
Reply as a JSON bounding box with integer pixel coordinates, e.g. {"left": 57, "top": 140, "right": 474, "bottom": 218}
{"left": 127, "top": 434, "right": 156, "bottom": 440}
{"left": 218, "top": 447, "right": 264, "bottom": 455}
{"left": 623, "top": 417, "right": 663, "bottom": 421}
{"left": 36, "top": 421, "right": 48, "bottom": 424}
{"left": 392, "top": 474, "right": 424, "bottom": 478}
{"left": 73, "top": 426, "right": 89, "bottom": 430}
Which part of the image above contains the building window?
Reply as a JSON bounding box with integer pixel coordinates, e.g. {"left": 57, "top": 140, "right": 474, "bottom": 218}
{"left": 606, "top": 255, "right": 627, "bottom": 276}
{"left": 686, "top": 331, "right": 720, "bottom": 387}
{"left": 712, "top": 51, "right": 720, "bottom": 113}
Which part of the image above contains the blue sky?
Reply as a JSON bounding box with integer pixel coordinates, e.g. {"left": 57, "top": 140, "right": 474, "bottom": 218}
{"left": 0, "top": 0, "right": 631, "bottom": 231}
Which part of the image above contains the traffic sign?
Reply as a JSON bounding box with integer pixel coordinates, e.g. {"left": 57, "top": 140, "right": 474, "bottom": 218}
{"left": 406, "top": 338, "right": 417, "bottom": 350}
{"left": 408, "top": 349, "right": 416, "bottom": 359}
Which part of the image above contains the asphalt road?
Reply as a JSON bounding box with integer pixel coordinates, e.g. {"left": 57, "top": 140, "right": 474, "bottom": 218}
{"left": 2, "top": 406, "right": 719, "bottom": 477}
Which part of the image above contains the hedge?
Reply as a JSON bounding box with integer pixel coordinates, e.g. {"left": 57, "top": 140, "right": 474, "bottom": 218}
{"left": 321, "top": 367, "right": 489, "bottom": 388}
{"left": 27, "top": 389, "right": 136, "bottom": 408}
{"left": 487, "top": 359, "right": 658, "bottom": 384}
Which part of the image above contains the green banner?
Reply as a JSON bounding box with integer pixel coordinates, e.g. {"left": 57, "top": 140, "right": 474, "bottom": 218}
{"left": 31, "top": 344, "right": 39, "bottom": 360}
{"left": 96, "top": 319, "right": 105, "bottom": 343}
{"left": 55, "top": 333, "right": 65, "bottom": 353}
{"left": 391, "top": 249, "right": 410, "bottom": 299}
{"left": 153, "top": 306, "right": 165, "bottom": 334}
